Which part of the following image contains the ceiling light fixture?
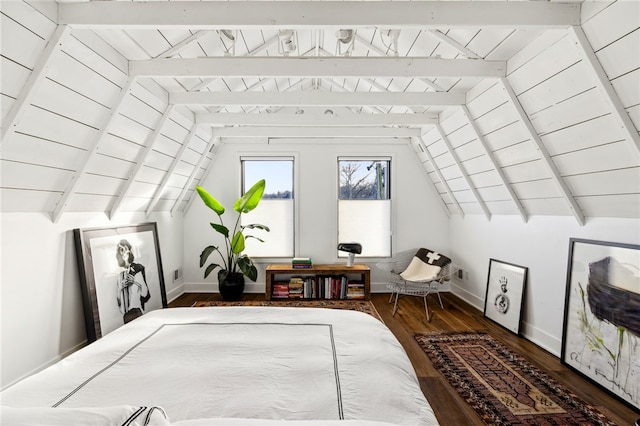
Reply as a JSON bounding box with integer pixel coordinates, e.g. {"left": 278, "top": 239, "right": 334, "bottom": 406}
{"left": 380, "top": 29, "right": 400, "bottom": 57}
{"left": 219, "top": 29, "right": 236, "bottom": 56}
{"left": 278, "top": 30, "right": 297, "bottom": 56}
{"left": 335, "top": 29, "right": 355, "bottom": 56}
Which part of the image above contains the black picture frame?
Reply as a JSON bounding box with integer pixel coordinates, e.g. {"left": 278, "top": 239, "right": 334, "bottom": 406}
{"left": 561, "top": 238, "right": 639, "bottom": 411}
{"left": 483, "top": 259, "right": 528, "bottom": 334}
{"left": 74, "top": 222, "right": 167, "bottom": 342}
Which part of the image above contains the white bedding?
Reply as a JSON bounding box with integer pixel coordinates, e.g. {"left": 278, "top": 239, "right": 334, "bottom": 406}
{"left": 1, "top": 307, "right": 438, "bottom": 425}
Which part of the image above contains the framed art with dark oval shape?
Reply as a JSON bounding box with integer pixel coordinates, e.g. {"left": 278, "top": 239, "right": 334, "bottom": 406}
{"left": 561, "top": 238, "right": 639, "bottom": 411}
{"left": 483, "top": 259, "right": 528, "bottom": 335}
{"left": 74, "top": 222, "right": 167, "bottom": 343}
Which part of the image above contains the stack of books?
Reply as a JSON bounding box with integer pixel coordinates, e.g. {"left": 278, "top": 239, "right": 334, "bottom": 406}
{"left": 288, "top": 277, "right": 304, "bottom": 298}
{"left": 272, "top": 282, "right": 289, "bottom": 299}
{"left": 291, "top": 257, "right": 312, "bottom": 269}
{"left": 347, "top": 281, "right": 366, "bottom": 300}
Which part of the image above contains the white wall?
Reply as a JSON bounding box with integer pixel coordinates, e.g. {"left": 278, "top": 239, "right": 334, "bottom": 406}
{"left": 0, "top": 211, "right": 184, "bottom": 389}
{"left": 448, "top": 215, "right": 640, "bottom": 356}
{"left": 183, "top": 139, "right": 451, "bottom": 293}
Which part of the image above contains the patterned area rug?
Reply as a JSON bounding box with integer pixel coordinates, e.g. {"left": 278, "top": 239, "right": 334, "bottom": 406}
{"left": 414, "top": 332, "right": 616, "bottom": 426}
{"left": 192, "top": 299, "right": 383, "bottom": 322}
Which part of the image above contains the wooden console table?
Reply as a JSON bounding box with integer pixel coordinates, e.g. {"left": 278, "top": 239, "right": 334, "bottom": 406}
{"left": 265, "top": 264, "right": 371, "bottom": 300}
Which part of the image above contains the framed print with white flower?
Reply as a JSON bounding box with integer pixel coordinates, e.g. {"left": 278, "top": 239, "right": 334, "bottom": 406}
{"left": 483, "top": 259, "right": 528, "bottom": 334}
{"left": 561, "top": 238, "right": 639, "bottom": 411}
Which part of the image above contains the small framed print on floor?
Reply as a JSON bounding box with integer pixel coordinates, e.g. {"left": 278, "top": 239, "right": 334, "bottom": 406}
{"left": 483, "top": 259, "right": 528, "bottom": 334}
{"left": 74, "top": 222, "right": 167, "bottom": 342}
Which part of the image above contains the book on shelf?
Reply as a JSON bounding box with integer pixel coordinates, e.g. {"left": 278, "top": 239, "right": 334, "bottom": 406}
{"left": 272, "top": 282, "right": 290, "bottom": 299}
{"left": 291, "top": 257, "right": 312, "bottom": 268}
{"left": 270, "top": 272, "right": 366, "bottom": 301}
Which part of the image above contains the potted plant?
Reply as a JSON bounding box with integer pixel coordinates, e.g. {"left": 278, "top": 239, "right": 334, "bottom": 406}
{"left": 196, "top": 180, "right": 270, "bottom": 300}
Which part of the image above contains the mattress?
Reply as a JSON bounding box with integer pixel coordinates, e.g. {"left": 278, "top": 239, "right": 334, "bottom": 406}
{"left": 1, "top": 307, "right": 438, "bottom": 425}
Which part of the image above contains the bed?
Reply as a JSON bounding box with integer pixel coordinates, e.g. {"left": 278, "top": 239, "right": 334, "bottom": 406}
{"left": 1, "top": 307, "right": 438, "bottom": 425}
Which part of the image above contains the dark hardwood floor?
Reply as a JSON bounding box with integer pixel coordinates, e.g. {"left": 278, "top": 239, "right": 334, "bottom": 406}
{"left": 169, "top": 292, "right": 639, "bottom": 425}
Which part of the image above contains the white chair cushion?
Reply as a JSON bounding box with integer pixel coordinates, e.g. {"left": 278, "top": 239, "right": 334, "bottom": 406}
{"left": 399, "top": 256, "right": 442, "bottom": 282}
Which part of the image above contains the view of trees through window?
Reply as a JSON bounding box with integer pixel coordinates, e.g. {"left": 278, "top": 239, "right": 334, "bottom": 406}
{"left": 338, "top": 158, "right": 391, "bottom": 257}
{"left": 339, "top": 160, "right": 390, "bottom": 200}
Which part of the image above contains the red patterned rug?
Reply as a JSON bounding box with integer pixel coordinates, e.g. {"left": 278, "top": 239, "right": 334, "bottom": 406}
{"left": 414, "top": 332, "right": 616, "bottom": 426}
{"left": 192, "top": 299, "right": 383, "bottom": 322}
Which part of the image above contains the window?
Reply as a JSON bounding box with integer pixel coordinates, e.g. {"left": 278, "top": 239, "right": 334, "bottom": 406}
{"left": 338, "top": 158, "right": 391, "bottom": 258}
{"left": 241, "top": 158, "right": 294, "bottom": 257}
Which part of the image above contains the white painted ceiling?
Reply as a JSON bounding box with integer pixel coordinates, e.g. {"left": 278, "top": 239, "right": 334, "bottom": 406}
{"left": 1, "top": 0, "right": 638, "bottom": 223}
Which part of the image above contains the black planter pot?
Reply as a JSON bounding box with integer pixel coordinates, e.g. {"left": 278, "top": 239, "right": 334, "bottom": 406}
{"left": 219, "top": 272, "right": 245, "bottom": 300}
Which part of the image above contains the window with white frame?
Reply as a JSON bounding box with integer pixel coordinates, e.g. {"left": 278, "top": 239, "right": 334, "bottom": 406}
{"left": 241, "top": 157, "right": 294, "bottom": 258}
{"left": 338, "top": 158, "right": 391, "bottom": 258}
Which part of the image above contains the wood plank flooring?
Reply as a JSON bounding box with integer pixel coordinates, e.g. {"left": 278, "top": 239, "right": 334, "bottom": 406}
{"left": 169, "top": 292, "right": 639, "bottom": 425}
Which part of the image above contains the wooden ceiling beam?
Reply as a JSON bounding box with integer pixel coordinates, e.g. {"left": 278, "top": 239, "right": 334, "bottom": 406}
{"left": 433, "top": 125, "right": 490, "bottom": 220}
{"left": 2, "top": 25, "right": 71, "bottom": 142}
{"left": 414, "top": 135, "right": 464, "bottom": 217}
{"left": 460, "top": 105, "right": 528, "bottom": 223}
{"left": 195, "top": 112, "right": 438, "bottom": 126}
{"left": 171, "top": 91, "right": 464, "bottom": 107}
{"left": 110, "top": 104, "right": 176, "bottom": 219}
{"left": 569, "top": 26, "right": 640, "bottom": 161}
{"left": 498, "top": 77, "right": 586, "bottom": 226}
{"left": 173, "top": 134, "right": 220, "bottom": 217}
{"left": 59, "top": 1, "right": 580, "bottom": 29}
{"left": 130, "top": 57, "right": 506, "bottom": 78}
{"left": 212, "top": 126, "right": 421, "bottom": 138}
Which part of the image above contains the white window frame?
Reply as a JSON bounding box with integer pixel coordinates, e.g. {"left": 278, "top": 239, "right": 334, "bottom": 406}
{"left": 336, "top": 156, "right": 393, "bottom": 259}
{"left": 239, "top": 154, "right": 299, "bottom": 260}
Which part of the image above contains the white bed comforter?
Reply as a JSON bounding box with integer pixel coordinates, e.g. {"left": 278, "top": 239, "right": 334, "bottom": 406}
{"left": 1, "top": 307, "right": 437, "bottom": 425}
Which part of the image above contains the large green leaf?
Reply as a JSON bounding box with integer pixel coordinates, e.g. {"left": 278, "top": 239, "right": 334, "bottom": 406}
{"left": 231, "top": 231, "right": 245, "bottom": 254}
{"left": 196, "top": 185, "right": 225, "bottom": 215}
{"left": 238, "top": 256, "right": 258, "bottom": 281}
{"left": 210, "top": 222, "right": 229, "bottom": 238}
{"left": 242, "top": 223, "right": 270, "bottom": 232}
{"left": 200, "top": 245, "right": 217, "bottom": 267}
{"left": 204, "top": 263, "right": 221, "bottom": 278}
{"left": 234, "top": 179, "right": 265, "bottom": 214}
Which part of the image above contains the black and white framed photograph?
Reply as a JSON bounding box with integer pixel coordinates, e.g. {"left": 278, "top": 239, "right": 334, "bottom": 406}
{"left": 483, "top": 259, "right": 528, "bottom": 334}
{"left": 74, "top": 222, "right": 167, "bottom": 342}
{"left": 561, "top": 238, "right": 639, "bottom": 411}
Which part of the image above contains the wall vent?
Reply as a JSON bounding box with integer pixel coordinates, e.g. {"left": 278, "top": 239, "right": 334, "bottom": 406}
{"left": 173, "top": 268, "right": 183, "bottom": 282}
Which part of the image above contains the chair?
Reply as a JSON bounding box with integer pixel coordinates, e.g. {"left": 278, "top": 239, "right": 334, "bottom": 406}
{"left": 377, "top": 248, "right": 455, "bottom": 321}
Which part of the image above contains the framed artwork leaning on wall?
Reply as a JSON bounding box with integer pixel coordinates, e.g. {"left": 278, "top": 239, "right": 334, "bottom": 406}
{"left": 74, "top": 222, "right": 167, "bottom": 343}
{"left": 561, "top": 238, "right": 639, "bottom": 411}
{"left": 483, "top": 259, "right": 528, "bottom": 335}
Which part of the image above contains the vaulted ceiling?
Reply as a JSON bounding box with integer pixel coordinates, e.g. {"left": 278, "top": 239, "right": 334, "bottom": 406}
{"left": 1, "top": 0, "right": 638, "bottom": 224}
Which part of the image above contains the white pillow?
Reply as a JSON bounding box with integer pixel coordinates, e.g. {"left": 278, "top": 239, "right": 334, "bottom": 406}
{"left": 400, "top": 257, "right": 441, "bottom": 282}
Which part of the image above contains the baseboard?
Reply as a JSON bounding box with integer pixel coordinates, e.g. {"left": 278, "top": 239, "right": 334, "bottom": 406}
{"left": 167, "top": 283, "right": 185, "bottom": 303}
{"left": 449, "top": 281, "right": 484, "bottom": 310}
{"left": 520, "top": 321, "right": 562, "bottom": 357}
{"left": 448, "top": 281, "right": 561, "bottom": 357}
{"left": 183, "top": 281, "right": 266, "bottom": 294}
{"left": 182, "top": 281, "right": 452, "bottom": 297}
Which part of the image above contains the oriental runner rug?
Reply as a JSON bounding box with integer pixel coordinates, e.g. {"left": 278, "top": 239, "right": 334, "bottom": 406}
{"left": 414, "top": 332, "right": 616, "bottom": 426}
{"left": 192, "top": 299, "right": 383, "bottom": 322}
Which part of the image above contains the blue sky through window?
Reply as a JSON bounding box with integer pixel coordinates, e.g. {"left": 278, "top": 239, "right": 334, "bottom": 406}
{"left": 243, "top": 160, "right": 293, "bottom": 198}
